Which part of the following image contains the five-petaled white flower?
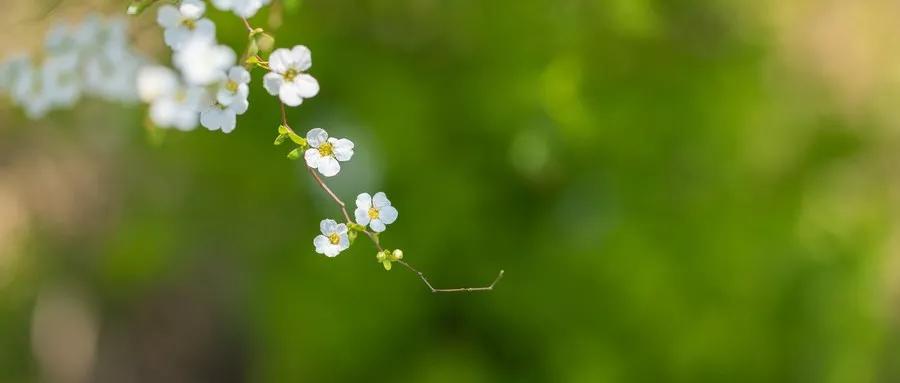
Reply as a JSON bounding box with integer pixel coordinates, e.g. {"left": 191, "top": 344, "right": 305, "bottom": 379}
{"left": 211, "top": 0, "right": 272, "bottom": 18}
{"left": 313, "top": 219, "right": 350, "bottom": 257}
{"left": 355, "top": 192, "right": 398, "bottom": 233}
{"left": 174, "top": 37, "right": 236, "bottom": 85}
{"left": 200, "top": 66, "right": 250, "bottom": 133}
{"left": 304, "top": 128, "right": 354, "bottom": 177}
{"left": 263, "top": 45, "right": 319, "bottom": 107}
{"left": 157, "top": 0, "right": 215, "bottom": 51}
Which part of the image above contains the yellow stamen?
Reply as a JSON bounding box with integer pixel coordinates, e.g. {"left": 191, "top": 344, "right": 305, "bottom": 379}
{"left": 318, "top": 142, "right": 333, "bottom": 156}
{"left": 328, "top": 233, "right": 340, "bottom": 245}
{"left": 284, "top": 68, "right": 298, "bottom": 81}
{"left": 368, "top": 207, "right": 379, "bottom": 219}
{"left": 181, "top": 18, "right": 196, "bottom": 30}
{"left": 225, "top": 80, "right": 238, "bottom": 93}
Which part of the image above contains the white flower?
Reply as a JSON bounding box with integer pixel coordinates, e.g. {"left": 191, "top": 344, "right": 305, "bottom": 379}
{"left": 263, "top": 45, "right": 319, "bottom": 107}
{"left": 200, "top": 66, "right": 250, "bottom": 133}
{"left": 211, "top": 0, "right": 272, "bottom": 18}
{"left": 138, "top": 66, "right": 205, "bottom": 131}
{"left": 174, "top": 37, "right": 236, "bottom": 85}
{"left": 11, "top": 64, "right": 53, "bottom": 119}
{"left": 313, "top": 219, "right": 350, "bottom": 257}
{"left": 216, "top": 66, "right": 250, "bottom": 106}
{"left": 41, "top": 54, "right": 82, "bottom": 108}
{"left": 156, "top": 0, "right": 215, "bottom": 51}
{"left": 354, "top": 192, "right": 398, "bottom": 233}
{"left": 0, "top": 55, "right": 30, "bottom": 93}
{"left": 303, "top": 128, "right": 354, "bottom": 177}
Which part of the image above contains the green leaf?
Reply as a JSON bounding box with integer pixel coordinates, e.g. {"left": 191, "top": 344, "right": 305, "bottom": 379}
{"left": 287, "top": 148, "right": 301, "bottom": 160}
{"left": 287, "top": 131, "right": 306, "bottom": 146}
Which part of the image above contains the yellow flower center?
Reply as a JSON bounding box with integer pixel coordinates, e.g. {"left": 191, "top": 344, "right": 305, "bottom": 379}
{"left": 318, "top": 142, "right": 333, "bottom": 156}
{"left": 181, "top": 18, "right": 196, "bottom": 30}
{"left": 328, "top": 233, "right": 341, "bottom": 245}
{"left": 368, "top": 207, "right": 380, "bottom": 219}
{"left": 225, "top": 80, "right": 238, "bottom": 93}
{"left": 284, "top": 68, "right": 298, "bottom": 81}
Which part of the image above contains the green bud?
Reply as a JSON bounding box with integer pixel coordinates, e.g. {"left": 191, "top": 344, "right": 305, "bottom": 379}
{"left": 287, "top": 148, "right": 301, "bottom": 160}
{"left": 348, "top": 230, "right": 358, "bottom": 244}
{"left": 245, "top": 55, "right": 260, "bottom": 66}
{"left": 376, "top": 251, "right": 387, "bottom": 263}
{"left": 274, "top": 133, "right": 288, "bottom": 145}
{"left": 382, "top": 261, "right": 392, "bottom": 271}
{"left": 246, "top": 39, "right": 260, "bottom": 58}
{"left": 255, "top": 33, "right": 276, "bottom": 54}
{"left": 392, "top": 249, "right": 403, "bottom": 260}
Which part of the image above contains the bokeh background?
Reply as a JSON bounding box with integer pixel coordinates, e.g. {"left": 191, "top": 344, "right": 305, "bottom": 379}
{"left": 3, "top": 0, "right": 900, "bottom": 382}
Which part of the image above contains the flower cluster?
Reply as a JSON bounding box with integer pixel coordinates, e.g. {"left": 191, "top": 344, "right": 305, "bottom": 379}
{"left": 138, "top": 0, "right": 251, "bottom": 133}
{"left": 0, "top": 15, "right": 144, "bottom": 119}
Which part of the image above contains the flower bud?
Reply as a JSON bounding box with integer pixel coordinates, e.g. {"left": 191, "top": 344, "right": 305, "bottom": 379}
{"left": 392, "top": 249, "right": 403, "bottom": 260}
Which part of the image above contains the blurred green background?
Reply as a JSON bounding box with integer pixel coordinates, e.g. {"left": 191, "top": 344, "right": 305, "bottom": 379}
{"left": 2, "top": 0, "right": 900, "bottom": 382}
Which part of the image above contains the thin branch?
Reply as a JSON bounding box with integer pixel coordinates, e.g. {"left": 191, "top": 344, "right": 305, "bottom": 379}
{"left": 240, "top": 17, "right": 254, "bottom": 33}
{"left": 255, "top": 22, "right": 504, "bottom": 294}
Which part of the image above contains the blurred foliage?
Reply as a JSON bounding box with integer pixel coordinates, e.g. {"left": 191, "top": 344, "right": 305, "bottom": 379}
{"left": 1, "top": 0, "right": 900, "bottom": 382}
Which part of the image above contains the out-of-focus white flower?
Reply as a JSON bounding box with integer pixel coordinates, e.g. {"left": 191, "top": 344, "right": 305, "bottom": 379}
{"left": 200, "top": 66, "right": 250, "bottom": 133}
{"left": 211, "top": 0, "right": 272, "bottom": 18}
{"left": 313, "top": 219, "right": 350, "bottom": 257}
{"left": 156, "top": 0, "right": 215, "bottom": 51}
{"left": 174, "top": 37, "right": 236, "bottom": 85}
{"left": 11, "top": 64, "right": 53, "bottom": 119}
{"left": 139, "top": 65, "right": 205, "bottom": 131}
{"left": 354, "top": 192, "right": 398, "bottom": 233}
{"left": 41, "top": 54, "right": 83, "bottom": 108}
{"left": 0, "top": 55, "right": 30, "bottom": 93}
{"left": 303, "top": 128, "right": 354, "bottom": 177}
{"left": 263, "top": 45, "right": 319, "bottom": 107}
{"left": 85, "top": 54, "right": 142, "bottom": 102}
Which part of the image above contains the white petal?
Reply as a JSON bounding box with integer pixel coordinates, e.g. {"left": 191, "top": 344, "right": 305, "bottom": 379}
{"left": 313, "top": 234, "right": 330, "bottom": 252}
{"left": 200, "top": 106, "right": 223, "bottom": 131}
{"left": 290, "top": 45, "right": 313, "bottom": 71}
{"left": 278, "top": 83, "right": 303, "bottom": 106}
{"left": 370, "top": 219, "right": 386, "bottom": 233}
{"left": 262, "top": 72, "right": 283, "bottom": 96}
{"left": 330, "top": 138, "right": 354, "bottom": 161}
{"left": 373, "top": 192, "right": 390, "bottom": 208}
{"left": 355, "top": 193, "right": 372, "bottom": 210}
{"left": 317, "top": 156, "right": 341, "bottom": 177}
{"left": 180, "top": 0, "right": 206, "bottom": 19}
{"left": 219, "top": 109, "right": 237, "bottom": 133}
{"left": 228, "top": 66, "right": 250, "bottom": 84}
{"left": 323, "top": 244, "right": 341, "bottom": 257}
{"left": 211, "top": 0, "right": 232, "bottom": 11}
{"left": 193, "top": 19, "right": 217, "bottom": 43}
{"left": 320, "top": 219, "right": 338, "bottom": 235}
{"left": 338, "top": 234, "right": 350, "bottom": 250}
{"left": 306, "top": 128, "right": 328, "bottom": 147}
{"left": 291, "top": 74, "right": 319, "bottom": 98}
{"left": 378, "top": 205, "right": 398, "bottom": 224}
{"left": 137, "top": 66, "right": 177, "bottom": 102}
{"left": 157, "top": 5, "right": 181, "bottom": 28}
{"left": 354, "top": 208, "right": 370, "bottom": 226}
{"left": 335, "top": 223, "right": 348, "bottom": 235}
{"left": 304, "top": 148, "right": 322, "bottom": 168}
{"left": 268, "top": 48, "right": 291, "bottom": 73}
{"left": 163, "top": 27, "right": 190, "bottom": 50}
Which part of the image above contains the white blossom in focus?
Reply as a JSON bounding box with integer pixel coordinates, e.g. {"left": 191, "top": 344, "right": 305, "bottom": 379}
{"left": 156, "top": 0, "right": 215, "bottom": 51}
{"left": 200, "top": 66, "right": 250, "bottom": 133}
{"left": 354, "top": 192, "right": 398, "bottom": 233}
{"left": 263, "top": 45, "right": 319, "bottom": 107}
{"left": 303, "top": 128, "right": 354, "bottom": 177}
{"left": 174, "top": 37, "right": 236, "bottom": 85}
{"left": 313, "top": 219, "right": 350, "bottom": 257}
{"left": 211, "top": 0, "right": 272, "bottom": 18}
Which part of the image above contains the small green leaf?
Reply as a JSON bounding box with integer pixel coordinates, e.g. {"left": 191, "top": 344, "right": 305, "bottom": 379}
{"left": 287, "top": 148, "right": 301, "bottom": 160}
{"left": 274, "top": 133, "right": 288, "bottom": 145}
{"left": 287, "top": 131, "right": 306, "bottom": 146}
